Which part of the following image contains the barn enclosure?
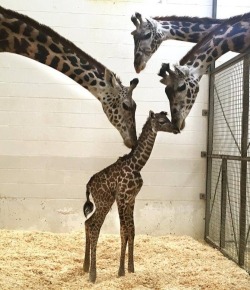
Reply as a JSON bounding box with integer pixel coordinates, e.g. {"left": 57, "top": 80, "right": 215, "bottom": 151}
{"left": 205, "top": 49, "right": 250, "bottom": 273}
{"left": 0, "top": 1, "right": 250, "bottom": 287}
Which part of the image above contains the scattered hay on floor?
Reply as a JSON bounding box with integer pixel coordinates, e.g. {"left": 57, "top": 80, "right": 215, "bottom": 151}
{"left": 0, "top": 230, "right": 249, "bottom": 290}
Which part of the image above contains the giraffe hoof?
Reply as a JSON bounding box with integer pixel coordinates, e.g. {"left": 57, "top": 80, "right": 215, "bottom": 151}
{"left": 89, "top": 272, "right": 96, "bottom": 283}
{"left": 118, "top": 269, "right": 125, "bottom": 277}
{"left": 83, "top": 262, "right": 89, "bottom": 273}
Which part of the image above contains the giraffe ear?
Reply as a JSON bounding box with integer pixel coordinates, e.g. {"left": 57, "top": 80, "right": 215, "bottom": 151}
{"left": 149, "top": 110, "right": 155, "bottom": 118}
{"left": 135, "top": 12, "right": 142, "bottom": 22}
{"left": 131, "top": 15, "right": 139, "bottom": 28}
{"left": 104, "top": 69, "right": 121, "bottom": 88}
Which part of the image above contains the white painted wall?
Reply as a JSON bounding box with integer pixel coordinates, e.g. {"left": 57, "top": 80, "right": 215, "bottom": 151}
{"left": 0, "top": 0, "right": 249, "bottom": 239}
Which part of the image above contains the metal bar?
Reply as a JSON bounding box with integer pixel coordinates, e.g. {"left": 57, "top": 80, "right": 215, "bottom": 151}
{"left": 205, "top": 0, "right": 217, "bottom": 238}
{"left": 220, "top": 158, "right": 227, "bottom": 248}
{"left": 207, "top": 154, "right": 250, "bottom": 161}
{"left": 246, "top": 225, "right": 250, "bottom": 246}
{"left": 205, "top": 74, "right": 215, "bottom": 238}
{"left": 212, "top": 0, "right": 217, "bottom": 18}
{"left": 238, "top": 54, "right": 250, "bottom": 266}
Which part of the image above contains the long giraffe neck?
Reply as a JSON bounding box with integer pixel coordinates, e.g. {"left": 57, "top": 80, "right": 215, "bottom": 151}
{"left": 153, "top": 16, "right": 224, "bottom": 43}
{"left": 0, "top": 6, "right": 107, "bottom": 100}
{"left": 129, "top": 119, "right": 157, "bottom": 171}
{"left": 180, "top": 13, "right": 250, "bottom": 77}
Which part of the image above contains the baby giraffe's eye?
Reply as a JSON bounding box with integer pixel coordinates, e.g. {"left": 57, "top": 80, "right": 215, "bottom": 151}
{"left": 159, "top": 119, "right": 166, "bottom": 124}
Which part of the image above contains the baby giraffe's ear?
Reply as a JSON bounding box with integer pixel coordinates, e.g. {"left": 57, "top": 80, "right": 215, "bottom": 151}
{"left": 149, "top": 110, "right": 155, "bottom": 118}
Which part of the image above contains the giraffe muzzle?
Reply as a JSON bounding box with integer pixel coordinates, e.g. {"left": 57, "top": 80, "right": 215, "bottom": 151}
{"left": 173, "top": 127, "right": 181, "bottom": 134}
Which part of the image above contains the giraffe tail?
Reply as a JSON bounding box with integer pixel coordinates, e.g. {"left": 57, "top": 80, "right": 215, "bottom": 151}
{"left": 83, "top": 188, "right": 94, "bottom": 218}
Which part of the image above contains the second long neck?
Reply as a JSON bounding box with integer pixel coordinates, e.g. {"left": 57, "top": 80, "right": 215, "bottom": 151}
{"left": 182, "top": 19, "right": 250, "bottom": 78}
{"left": 0, "top": 6, "right": 106, "bottom": 100}
{"left": 157, "top": 17, "right": 223, "bottom": 43}
{"left": 130, "top": 120, "right": 157, "bottom": 171}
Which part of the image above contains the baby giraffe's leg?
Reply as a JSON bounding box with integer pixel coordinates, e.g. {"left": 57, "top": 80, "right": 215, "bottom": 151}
{"left": 117, "top": 183, "right": 141, "bottom": 276}
{"left": 117, "top": 208, "right": 128, "bottom": 277}
{"left": 86, "top": 201, "right": 114, "bottom": 283}
{"left": 117, "top": 196, "right": 136, "bottom": 277}
{"left": 127, "top": 203, "right": 135, "bottom": 273}
{"left": 83, "top": 221, "right": 90, "bottom": 272}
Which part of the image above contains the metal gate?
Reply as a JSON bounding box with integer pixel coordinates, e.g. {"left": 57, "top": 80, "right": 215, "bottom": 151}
{"left": 205, "top": 50, "right": 250, "bottom": 273}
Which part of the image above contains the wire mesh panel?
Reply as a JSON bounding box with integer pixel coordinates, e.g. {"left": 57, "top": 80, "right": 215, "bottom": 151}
{"left": 206, "top": 51, "right": 250, "bottom": 273}
{"left": 213, "top": 61, "right": 243, "bottom": 156}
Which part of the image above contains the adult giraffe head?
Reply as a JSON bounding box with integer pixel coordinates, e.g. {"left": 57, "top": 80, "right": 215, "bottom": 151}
{"left": 101, "top": 69, "right": 139, "bottom": 148}
{"left": 131, "top": 12, "right": 163, "bottom": 73}
{"left": 158, "top": 63, "right": 199, "bottom": 133}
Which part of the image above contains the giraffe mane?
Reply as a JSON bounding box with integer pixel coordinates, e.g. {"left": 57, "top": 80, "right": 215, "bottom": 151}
{"left": 114, "top": 74, "right": 122, "bottom": 86}
{"left": 179, "top": 12, "right": 250, "bottom": 65}
{"left": 0, "top": 5, "right": 107, "bottom": 74}
{"left": 152, "top": 15, "right": 225, "bottom": 24}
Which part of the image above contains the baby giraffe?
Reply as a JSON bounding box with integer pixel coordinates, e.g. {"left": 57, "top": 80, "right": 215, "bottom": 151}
{"left": 83, "top": 110, "right": 174, "bottom": 283}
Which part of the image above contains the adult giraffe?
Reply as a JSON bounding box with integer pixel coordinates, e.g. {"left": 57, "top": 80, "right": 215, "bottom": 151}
{"left": 0, "top": 5, "right": 139, "bottom": 148}
{"left": 131, "top": 12, "right": 226, "bottom": 73}
{"left": 158, "top": 12, "right": 250, "bottom": 132}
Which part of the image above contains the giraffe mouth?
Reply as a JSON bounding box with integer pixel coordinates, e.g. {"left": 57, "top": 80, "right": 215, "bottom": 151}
{"left": 134, "top": 58, "right": 146, "bottom": 73}
{"left": 173, "top": 128, "right": 181, "bottom": 134}
{"left": 172, "top": 119, "right": 185, "bottom": 133}
{"left": 135, "top": 64, "right": 145, "bottom": 74}
{"left": 135, "top": 67, "right": 141, "bottom": 73}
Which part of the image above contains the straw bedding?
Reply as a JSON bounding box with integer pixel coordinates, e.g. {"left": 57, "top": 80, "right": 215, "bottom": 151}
{"left": 0, "top": 230, "right": 249, "bottom": 289}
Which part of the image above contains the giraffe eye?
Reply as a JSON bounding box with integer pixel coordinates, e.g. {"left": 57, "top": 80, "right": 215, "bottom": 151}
{"left": 159, "top": 119, "right": 166, "bottom": 124}
{"left": 177, "top": 83, "right": 186, "bottom": 92}
{"left": 142, "top": 32, "right": 151, "bottom": 40}
{"left": 122, "top": 102, "right": 130, "bottom": 111}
